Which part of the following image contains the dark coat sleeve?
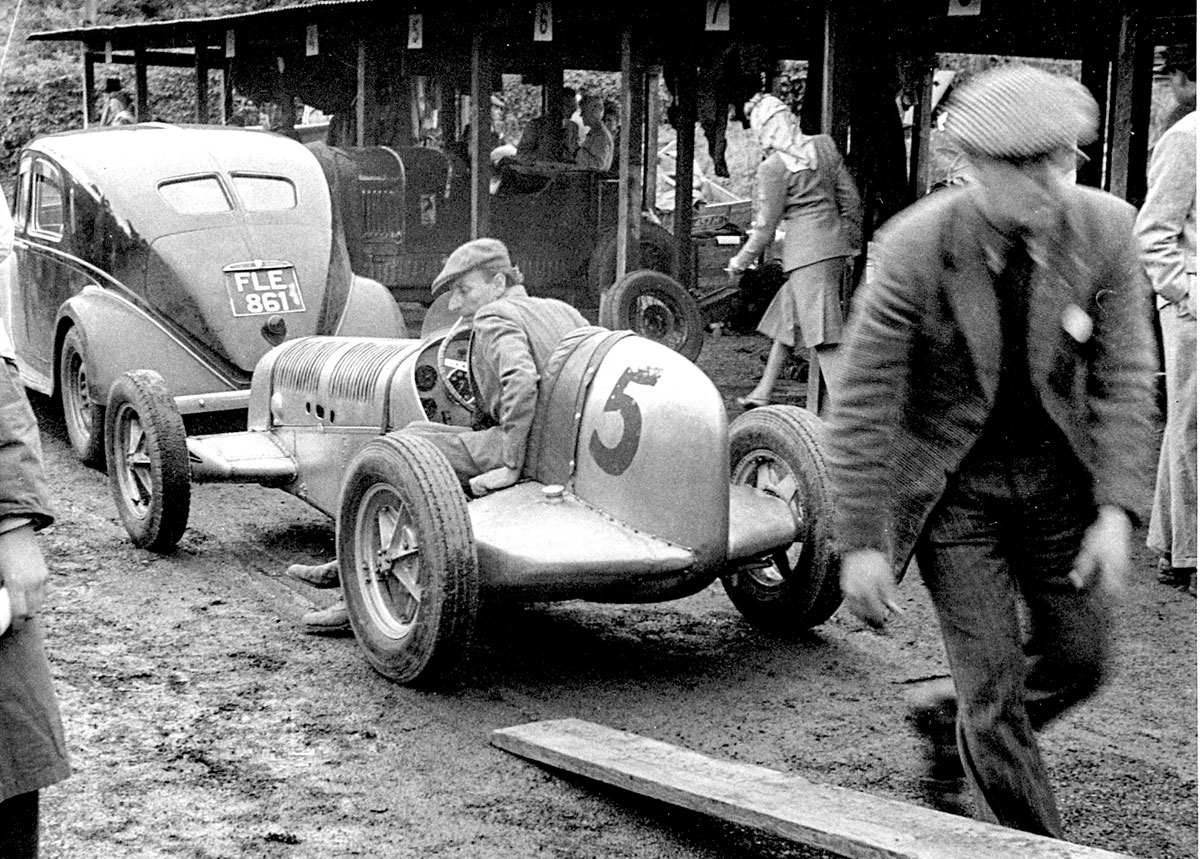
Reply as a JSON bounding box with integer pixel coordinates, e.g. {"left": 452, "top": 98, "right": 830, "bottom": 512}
{"left": 0, "top": 360, "right": 53, "bottom": 531}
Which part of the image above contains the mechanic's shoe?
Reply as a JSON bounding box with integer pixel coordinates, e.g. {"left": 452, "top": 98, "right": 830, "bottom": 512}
{"left": 302, "top": 599, "right": 351, "bottom": 635}
{"left": 287, "top": 560, "right": 340, "bottom": 588}
{"left": 907, "top": 679, "right": 968, "bottom": 815}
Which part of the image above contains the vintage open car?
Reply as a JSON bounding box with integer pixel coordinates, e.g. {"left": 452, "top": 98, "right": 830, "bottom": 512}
{"left": 0, "top": 123, "right": 405, "bottom": 465}
{"left": 103, "top": 319, "right": 840, "bottom": 686}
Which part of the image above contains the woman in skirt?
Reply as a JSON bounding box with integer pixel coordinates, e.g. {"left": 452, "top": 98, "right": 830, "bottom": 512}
{"left": 727, "top": 93, "right": 862, "bottom": 407}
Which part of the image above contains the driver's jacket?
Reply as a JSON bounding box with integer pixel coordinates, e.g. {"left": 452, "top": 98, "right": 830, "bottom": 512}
{"left": 410, "top": 286, "right": 586, "bottom": 482}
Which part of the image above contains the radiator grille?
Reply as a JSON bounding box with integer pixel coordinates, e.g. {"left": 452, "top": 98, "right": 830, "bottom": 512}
{"left": 329, "top": 341, "right": 399, "bottom": 402}
{"left": 273, "top": 339, "right": 343, "bottom": 393}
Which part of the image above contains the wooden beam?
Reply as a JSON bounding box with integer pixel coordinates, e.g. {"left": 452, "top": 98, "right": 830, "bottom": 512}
{"left": 672, "top": 58, "right": 695, "bottom": 288}
{"left": 82, "top": 46, "right": 95, "bottom": 128}
{"left": 89, "top": 48, "right": 225, "bottom": 69}
{"left": 492, "top": 719, "right": 1141, "bottom": 859}
{"left": 908, "top": 66, "right": 933, "bottom": 200}
{"left": 356, "top": 40, "right": 366, "bottom": 146}
{"left": 642, "top": 66, "right": 661, "bottom": 214}
{"left": 193, "top": 35, "right": 209, "bottom": 123}
{"left": 134, "top": 46, "right": 149, "bottom": 122}
{"left": 615, "top": 26, "right": 641, "bottom": 289}
{"left": 1107, "top": 11, "right": 1152, "bottom": 204}
{"left": 220, "top": 66, "right": 233, "bottom": 125}
{"left": 469, "top": 27, "right": 493, "bottom": 238}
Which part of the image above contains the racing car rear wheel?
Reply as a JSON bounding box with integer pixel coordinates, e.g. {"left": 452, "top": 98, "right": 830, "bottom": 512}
{"left": 600, "top": 270, "right": 705, "bottom": 362}
{"left": 105, "top": 370, "right": 191, "bottom": 553}
{"left": 723, "top": 405, "right": 841, "bottom": 632}
{"left": 338, "top": 434, "right": 480, "bottom": 686}
{"left": 59, "top": 327, "right": 106, "bottom": 467}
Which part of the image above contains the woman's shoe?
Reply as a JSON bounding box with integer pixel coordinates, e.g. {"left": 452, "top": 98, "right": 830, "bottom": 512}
{"left": 736, "top": 395, "right": 772, "bottom": 411}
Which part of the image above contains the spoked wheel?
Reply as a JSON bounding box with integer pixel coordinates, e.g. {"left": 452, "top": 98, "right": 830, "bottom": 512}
{"left": 338, "top": 434, "right": 479, "bottom": 686}
{"left": 59, "top": 327, "right": 105, "bottom": 466}
{"left": 723, "top": 405, "right": 841, "bottom": 633}
{"left": 105, "top": 370, "right": 191, "bottom": 552}
{"left": 600, "top": 269, "right": 705, "bottom": 362}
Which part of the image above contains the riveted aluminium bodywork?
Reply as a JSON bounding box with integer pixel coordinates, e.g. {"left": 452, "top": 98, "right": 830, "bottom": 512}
{"left": 187, "top": 327, "right": 800, "bottom": 602}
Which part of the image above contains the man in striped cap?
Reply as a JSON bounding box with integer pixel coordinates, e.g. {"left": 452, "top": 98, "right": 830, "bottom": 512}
{"left": 826, "top": 64, "right": 1157, "bottom": 837}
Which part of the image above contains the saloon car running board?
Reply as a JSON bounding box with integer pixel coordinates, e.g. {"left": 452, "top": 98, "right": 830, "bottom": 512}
{"left": 187, "top": 431, "right": 297, "bottom": 485}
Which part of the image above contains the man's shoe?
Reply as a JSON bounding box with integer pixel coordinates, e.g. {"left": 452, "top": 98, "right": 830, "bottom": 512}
{"left": 302, "top": 599, "right": 351, "bottom": 635}
{"left": 287, "top": 560, "right": 340, "bottom": 588}
{"left": 907, "top": 679, "right": 968, "bottom": 814}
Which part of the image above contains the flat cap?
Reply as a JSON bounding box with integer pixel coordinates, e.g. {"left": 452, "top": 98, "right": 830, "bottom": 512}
{"left": 431, "top": 238, "right": 512, "bottom": 294}
{"left": 945, "top": 64, "right": 1098, "bottom": 162}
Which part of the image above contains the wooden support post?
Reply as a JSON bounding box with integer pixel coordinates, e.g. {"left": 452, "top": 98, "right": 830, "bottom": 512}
{"left": 1079, "top": 46, "right": 1110, "bottom": 188}
{"left": 220, "top": 63, "right": 234, "bottom": 125}
{"left": 908, "top": 65, "right": 933, "bottom": 200}
{"left": 193, "top": 36, "right": 209, "bottom": 124}
{"left": 134, "top": 47, "right": 149, "bottom": 123}
{"left": 469, "top": 27, "right": 493, "bottom": 238}
{"left": 357, "top": 40, "right": 367, "bottom": 147}
{"left": 1108, "top": 11, "right": 1152, "bottom": 205}
{"left": 616, "top": 27, "right": 642, "bottom": 287}
{"left": 672, "top": 60, "right": 696, "bottom": 288}
{"left": 82, "top": 47, "right": 95, "bottom": 128}
{"left": 643, "top": 66, "right": 662, "bottom": 214}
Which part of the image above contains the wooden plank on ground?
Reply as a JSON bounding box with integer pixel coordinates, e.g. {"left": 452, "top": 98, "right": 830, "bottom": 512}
{"left": 491, "top": 718, "right": 1140, "bottom": 859}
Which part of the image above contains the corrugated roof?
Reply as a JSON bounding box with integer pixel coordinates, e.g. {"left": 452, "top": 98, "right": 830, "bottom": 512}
{"left": 28, "top": 0, "right": 376, "bottom": 44}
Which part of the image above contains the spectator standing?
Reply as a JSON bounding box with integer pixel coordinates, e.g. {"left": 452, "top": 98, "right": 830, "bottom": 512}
{"left": 727, "top": 94, "right": 862, "bottom": 407}
{"left": 1160, "top": 45, "right": 1197, "bottom": 136}
{"left": 827, "top": 65, "right": 1157, "bottom": 837}
{"left": 0, "top": 184, "right": 70, "bottom": 857}
{"left": 1137, "top": 90, "right": 1196, "bottom": 594}
{"left": 98, "top": 78, "right": 135, "bottom": 126}
{"left": 515, "top": 87, "right": 579, "bottom": 164}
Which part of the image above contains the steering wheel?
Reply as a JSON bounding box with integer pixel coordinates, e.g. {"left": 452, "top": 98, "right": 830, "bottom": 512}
{"left": 436, "top": 319, "right": 475, "bottom": 411}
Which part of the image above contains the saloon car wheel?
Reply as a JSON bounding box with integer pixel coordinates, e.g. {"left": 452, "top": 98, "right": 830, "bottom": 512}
{"left": 723, "top": 405, "right": 841, "bottom": 632}
{"left": 105, "top": 370, "right": 191, "bottom": 553}
{"left": 600, "top": 270, "right": 705, "bottom": 362}
{"left": 338, "top": 434, "right": 480, "bottom": 686}
{"left": 59, "top": 327, "right": 106, "bottom": 467}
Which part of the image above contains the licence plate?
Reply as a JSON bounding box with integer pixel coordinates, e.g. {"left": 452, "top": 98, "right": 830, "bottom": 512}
{"left": 224, "top": 262, "right": 305, "bottom": 317}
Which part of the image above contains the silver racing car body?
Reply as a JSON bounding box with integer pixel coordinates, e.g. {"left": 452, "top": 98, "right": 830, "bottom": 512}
{"left": 105, "top": 324, "right": 839, "bottom": 685}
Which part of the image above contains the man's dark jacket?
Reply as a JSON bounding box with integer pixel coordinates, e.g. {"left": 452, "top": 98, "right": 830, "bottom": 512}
{"left": 827, "top": 184, "right": 1158, "bottom": 574}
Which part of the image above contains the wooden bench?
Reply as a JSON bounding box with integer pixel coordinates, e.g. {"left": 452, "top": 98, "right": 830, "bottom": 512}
{"left": 492, "top": 718, "right": 1140, "bottom": 859}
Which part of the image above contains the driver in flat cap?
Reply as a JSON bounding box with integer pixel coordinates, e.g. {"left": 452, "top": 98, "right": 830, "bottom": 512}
{"left": 825, "top": 64, "right": 1157, "bottom": 837}
{"left": 407, "top": 238, "right": 587, "bottom": 496}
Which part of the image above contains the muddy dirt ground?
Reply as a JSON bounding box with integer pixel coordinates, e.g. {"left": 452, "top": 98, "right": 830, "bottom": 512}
{"left": 23, "top": 332, "right": 1199, "bottom": 859}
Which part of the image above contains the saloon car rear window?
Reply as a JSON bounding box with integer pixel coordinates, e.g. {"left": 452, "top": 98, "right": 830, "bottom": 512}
{"left": 231, "top": 175, "right": 296, "bottom": 211}
{"left": 158, "top": 176, "right": 232, "bottom": 214}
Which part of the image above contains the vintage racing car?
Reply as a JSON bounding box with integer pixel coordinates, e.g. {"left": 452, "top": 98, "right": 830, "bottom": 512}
{"left": 104, "top": 320, "right": 840, "bottom": 685}
{"left": 0, "top": 123, "right": 405, "bottom": 465}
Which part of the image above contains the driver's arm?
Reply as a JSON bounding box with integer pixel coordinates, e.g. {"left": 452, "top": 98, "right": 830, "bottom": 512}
{"left": 469, "top": 310, "right": 541, "bottom": 478}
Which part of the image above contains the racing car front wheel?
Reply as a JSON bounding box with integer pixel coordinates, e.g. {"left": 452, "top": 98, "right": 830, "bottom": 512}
{"left": 338, "top": 434, "right": 480, "bottom": 686}
{"left": 723, "top": 405, "right": 841, "bottom": 632}
{"left": 105, "top": 370, "right": 191, "bottom": 553}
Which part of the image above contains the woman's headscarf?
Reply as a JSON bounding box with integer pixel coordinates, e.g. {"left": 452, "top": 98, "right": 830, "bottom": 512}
{"left": 746, "top": 93, "right": 815, "bottom": 172}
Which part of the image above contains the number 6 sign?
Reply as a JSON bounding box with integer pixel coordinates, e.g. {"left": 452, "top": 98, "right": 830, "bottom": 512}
{"left": 534, "top": 2, "right": 553, "bottom": 41}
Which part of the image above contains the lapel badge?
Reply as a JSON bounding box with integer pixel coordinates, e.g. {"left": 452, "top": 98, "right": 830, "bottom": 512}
{"left": 1062, "top": 303, "right": 1093, "bottom": 344}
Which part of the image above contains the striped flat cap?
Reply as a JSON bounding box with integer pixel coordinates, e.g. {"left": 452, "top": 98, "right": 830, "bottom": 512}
{"left": 945, "top": 64, "right": 1098, "bottom": 162}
